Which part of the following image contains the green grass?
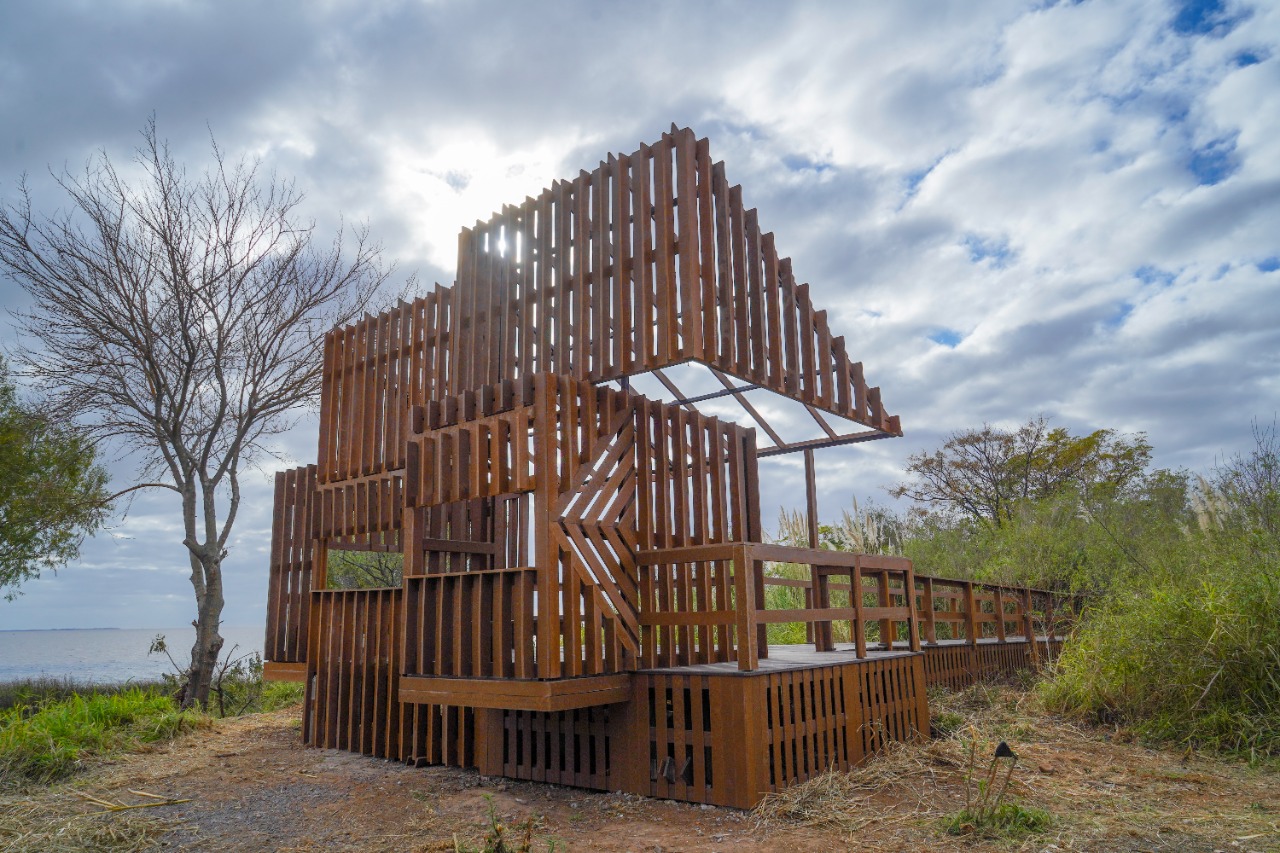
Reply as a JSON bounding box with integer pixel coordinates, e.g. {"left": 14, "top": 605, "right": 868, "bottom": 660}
{"left": 946, "top": 801, "right": 1052, "bottom": 838}
{"left": 0, "top": 676, "right": 169, "bottom": 713}
{"left": 1041, "top": 547, "right": 1280, "bottom": 758}
{"left": 0, "top": 687, "right": 208, "bottom": 788}
{"left": 0, "top": 664, "right": 304, "bottom": 790}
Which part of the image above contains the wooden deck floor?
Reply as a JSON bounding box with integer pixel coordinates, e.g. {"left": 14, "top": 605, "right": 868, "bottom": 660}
{"left": 640, "top": 637, "right": 1053, "bottom": 676}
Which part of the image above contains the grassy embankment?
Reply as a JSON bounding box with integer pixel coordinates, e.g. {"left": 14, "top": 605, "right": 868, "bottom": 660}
{"left": 0, "top": 671, "right": 303, "bottom": 790}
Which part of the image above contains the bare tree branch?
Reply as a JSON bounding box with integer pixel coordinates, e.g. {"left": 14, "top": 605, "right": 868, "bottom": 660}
{"left": 0, "top": 118, "right": 401, "bottom": 707}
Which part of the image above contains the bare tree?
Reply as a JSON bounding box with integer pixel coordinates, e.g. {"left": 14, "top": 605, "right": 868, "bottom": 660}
{"left": 0, "top": 119, "right": 396, "bottom": 707}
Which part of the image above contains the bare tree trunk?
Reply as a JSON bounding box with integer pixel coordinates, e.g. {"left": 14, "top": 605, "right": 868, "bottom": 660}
{"left": 186, "top": 552, "right": 225, "bottom": 710}
{"left": 0, "top": 121, "right": 394, "bottom": 712}
{"left": 179, "top": 483, "right": 228, "bottom": 709}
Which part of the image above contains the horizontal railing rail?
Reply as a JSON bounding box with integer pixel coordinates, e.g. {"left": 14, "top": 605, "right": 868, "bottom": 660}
{"left": 639, "top": 542, "right": 1078, "bottom": 672}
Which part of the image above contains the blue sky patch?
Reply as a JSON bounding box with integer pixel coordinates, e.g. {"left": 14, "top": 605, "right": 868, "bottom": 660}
{"left": 1188, "top": 135, "right": 1239, "bottom": 186}
{"left": 929, "top": 328, "right": 963, "bottom": 348}
{"left": 1258, "top": 256, "right": 1280, "bottom": 273}
{"left": 1235, "top": 50, "right": 1263, "bottom": 67}
{"left": 1105, "top": 302, "right": 1134, "bottom": 330}
{"left": 1172, "top": 0, "right": 1241, "bottom": 36}
{"left": 1135, "top": 265, "right": 1176, "bottom": 287}
{"left": 782, "top": 153, "right": 832, "bottom": 175}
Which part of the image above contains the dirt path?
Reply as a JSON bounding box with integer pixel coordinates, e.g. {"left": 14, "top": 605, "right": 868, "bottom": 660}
{"left": 4, "top": 690, "right": 1278, "bottom": 852}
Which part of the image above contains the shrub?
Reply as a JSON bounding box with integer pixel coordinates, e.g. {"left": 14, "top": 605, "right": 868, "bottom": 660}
{"left": 1041, "top": 543, "right": 1280, "bottom": 756}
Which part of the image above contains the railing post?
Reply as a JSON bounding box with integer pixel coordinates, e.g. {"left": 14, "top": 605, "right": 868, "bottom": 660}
{"left": 813, "top": 565, "right": 834, "bottom": 652}
{"left": 804, "top": 448, "right": 819, "bottom": 645}
{"left": 905, "top": 564, "right": 922, "bottom": 653}
{"left": 851, "top": 558, "right": 867, "bottom": 658}
{"left": 733, "top": 544, "right": 759, "bottom": 671}
{"left": 993, "top": 586, "right": 1007, "bottom": 642}
{"left": 963, "top": 580, "right": 978, "bottom": 646}
{"left": 922, "top": 576, "right": 937, "bottom": 645}
{"left": 1022, "top": 586, "right": 1039, "bottom": 668}
{"left": 754, "top": 554, "right": 768, "bottom": 660}
{"left": 876, "top": 568, "right": 893, "bottom": 649}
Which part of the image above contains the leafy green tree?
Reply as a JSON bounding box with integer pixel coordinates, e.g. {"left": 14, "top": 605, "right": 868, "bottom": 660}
{"left": 325, "top": 549, "right": 403, "bottom": 589}
{"left": 0, "top": 358, "right": 109, "bottom": 599}
{"left": 890, "top": 418, "right": 1151, "bottom": 529}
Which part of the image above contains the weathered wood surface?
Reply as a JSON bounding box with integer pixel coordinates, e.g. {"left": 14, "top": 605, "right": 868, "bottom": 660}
{"left": 262, "top": 126, "right": 1076, "bottom": 810}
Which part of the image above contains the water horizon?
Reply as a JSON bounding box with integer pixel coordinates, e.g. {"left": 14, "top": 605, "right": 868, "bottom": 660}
{"left": 0, "top": 625, "right": 266, "bottom": 684}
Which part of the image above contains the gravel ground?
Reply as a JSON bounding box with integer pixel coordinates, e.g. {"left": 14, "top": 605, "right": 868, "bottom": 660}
{"left": 4, "top": 694, "right": 1278, "bottom": 852}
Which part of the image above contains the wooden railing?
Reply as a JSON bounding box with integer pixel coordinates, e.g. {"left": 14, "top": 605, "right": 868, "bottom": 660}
{"left": 637, "top": 543, "right": 917, "bottom": 671}
{"left": 638, "top": 543, "right": 1076, "bottom": 672}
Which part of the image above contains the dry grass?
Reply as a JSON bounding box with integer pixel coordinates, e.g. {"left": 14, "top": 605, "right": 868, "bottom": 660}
{"left": 4, "top": 690, "right": 1278, "bottom": 852}
{"left": 0, "top": 791, "right": 178, "bottom": 853}
{"left": 755, "top": 683, "right": 1280, "bottom": 851}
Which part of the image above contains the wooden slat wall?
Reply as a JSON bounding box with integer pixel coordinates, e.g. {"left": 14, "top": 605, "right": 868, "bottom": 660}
{"left": 446, "top": 128, "right": 898, "bottom": 434}
{"left": 315, "top": 130, "right": 900, "bottom": 492}
{"left": 402, "top": 568, "right": 538, "bottom": 679}
{"left": 637, "top": 652, "right": 929, "bottom": 809}
{"left": 761, "top": 657, "right": 925, "bottom": 790}
{"left": 637, "top": 557, "right": 739, "bottom": 670}
{"left": 318, "top": 288, "right": 454, "bottom": 486}
{"left": 398, "top": 374, "right": 760, "bottom": 680}
{"left": 634, "top": 399, "right": 760, "bottom": 552}
{"left": 315, "top": 473, "right": 404, "bottom": 545}
{"left": 921, "top": 639, "right": 1066, "bottom": 692}
{"left": 303, "top": 589, "right": 403, "bottom": 759}
{"left": 499, "top": 707, "right": 613, "bottom": 790}
{"left": 403, "top": 704, "right": 475, "bottom": 768}
{"left": 265, "top": 466, "right": 317, "bottom": 664}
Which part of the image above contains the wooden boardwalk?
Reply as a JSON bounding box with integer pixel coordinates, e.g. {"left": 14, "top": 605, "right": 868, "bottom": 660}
{"left": 263, "top": 127, "right": 1074, "bottom": 809}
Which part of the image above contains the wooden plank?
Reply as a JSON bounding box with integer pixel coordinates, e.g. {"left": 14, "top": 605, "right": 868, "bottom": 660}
{"left": 674, "top": 128, "right": 701, "bottom": 359}
{"left": 695, "top": 136, "right": 717, "bottom": 362}
{"left": 399, "top": 674, "right": 634, "bottom": 712}
{"left": 263, "top": 661, "right": 306, "bottom": 682}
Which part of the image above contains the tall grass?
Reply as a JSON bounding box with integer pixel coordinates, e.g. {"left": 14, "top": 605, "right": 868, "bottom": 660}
{"left": 1041, "top": 539, "right": 1280, "bottom": 757}
{"left": 0, "top": 676, "right": 169, "bottom": 713}
{"left": 1041, "top": 429, "right": 1280, "bottom": 757}
{"left": 0, "top": 687, "right": 208, "bottom": 787}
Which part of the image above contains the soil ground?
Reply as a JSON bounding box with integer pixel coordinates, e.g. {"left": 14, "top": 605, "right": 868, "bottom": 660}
{"left": 3, "top": 686, "right": 1278, "bottom": 852}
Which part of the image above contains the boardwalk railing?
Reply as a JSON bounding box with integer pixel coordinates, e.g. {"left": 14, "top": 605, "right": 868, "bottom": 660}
{"left": 638, "top": 542, "right": 1075, "bottom": 672}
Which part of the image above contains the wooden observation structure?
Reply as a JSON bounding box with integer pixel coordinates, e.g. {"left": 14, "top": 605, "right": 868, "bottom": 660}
{"left": 263, "top": 127, "right": 1069, "bottom": 809}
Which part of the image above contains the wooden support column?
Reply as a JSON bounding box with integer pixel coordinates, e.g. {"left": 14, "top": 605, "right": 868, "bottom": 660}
{"left": 963, "top": 580, "right": 978, "bottom": 645}
{"left": 533, "top": 375, "right": 560, "bottom": 679}
{"left": 803, "top": 448, "right": 818, "bottom": 644}
{"left": 963, "top": 580, "right": 979, "bottom": 681}
{"left": 733, "top": 544, "right": 759, "bottom": 671}
{"left": 851, "top": 560, "right": 866, "bottom": 658}
{"left": 876, "top": 569, "right": 892, "bottom": 649}
{"left": 994, "top": 587, "right": 1007, "bottom": 642}
{"left": 905, "top": 563, "right": 921, "bottom": 653}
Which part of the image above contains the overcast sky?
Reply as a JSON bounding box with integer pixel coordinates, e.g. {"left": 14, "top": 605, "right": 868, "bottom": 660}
{"left": 1, "top": 0, "right": 1277, "bottom": 633}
